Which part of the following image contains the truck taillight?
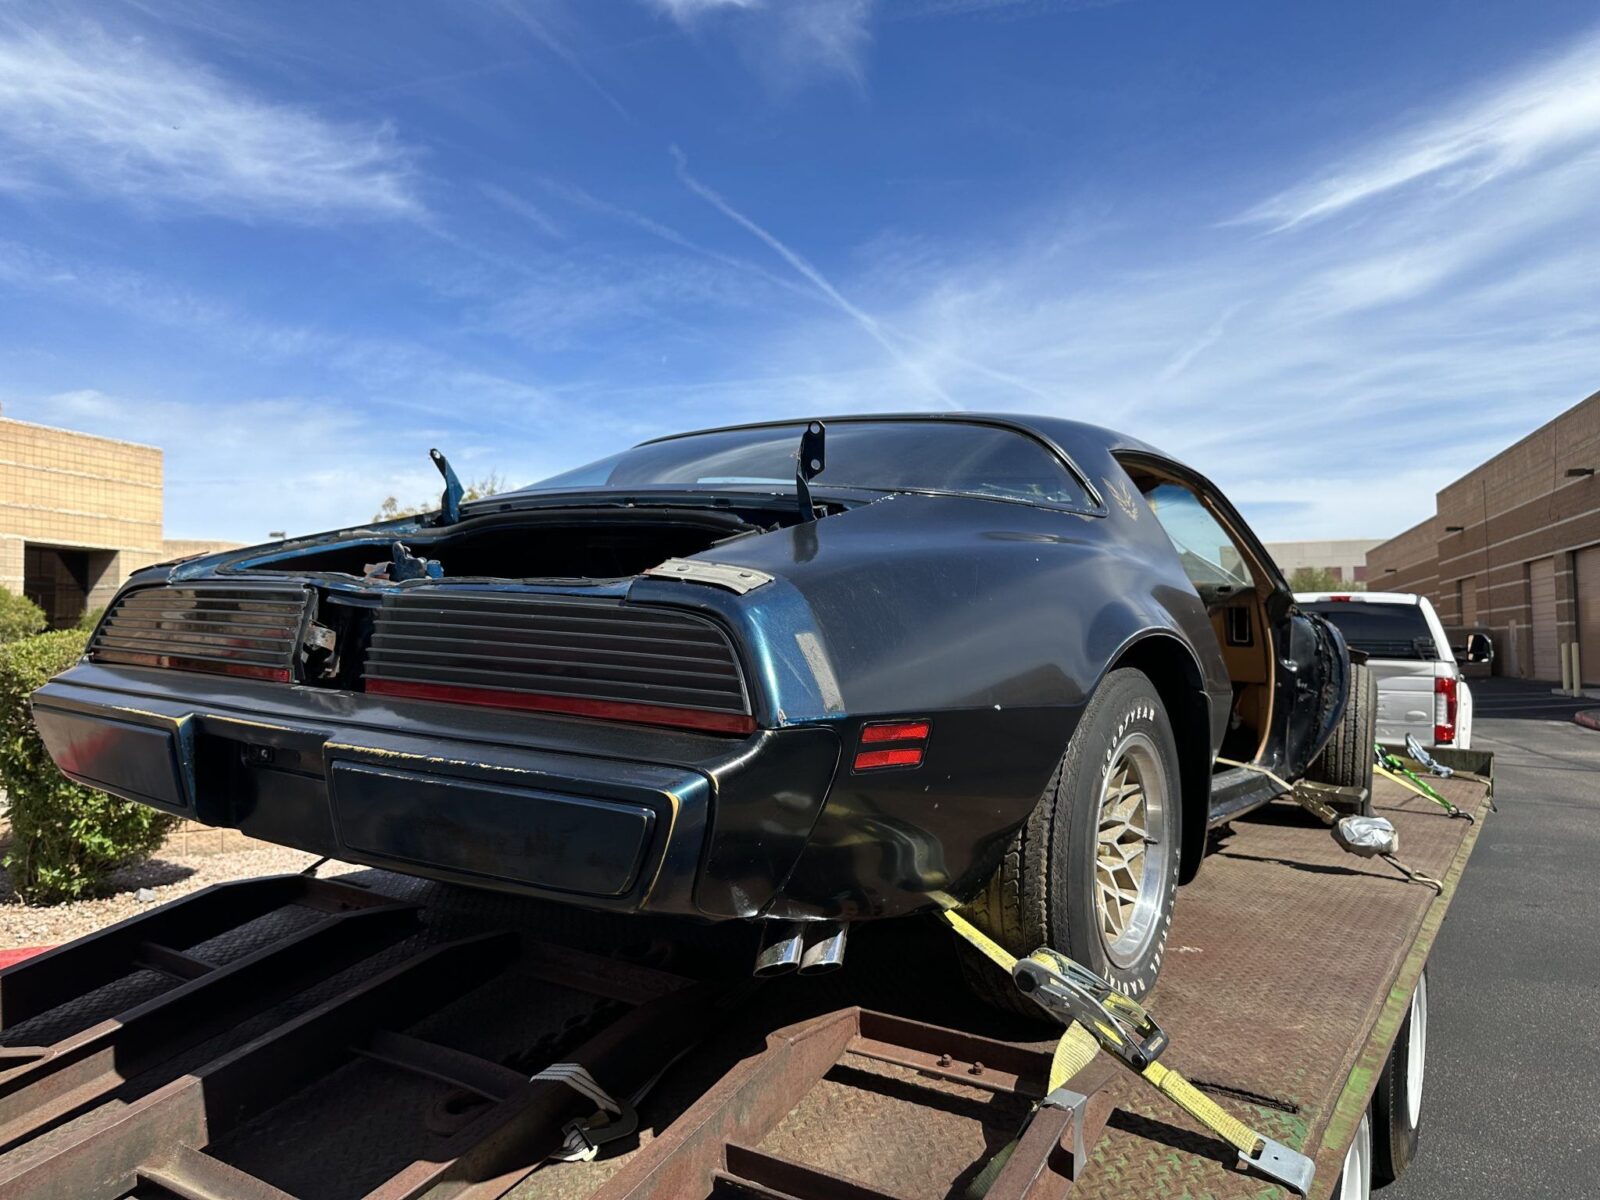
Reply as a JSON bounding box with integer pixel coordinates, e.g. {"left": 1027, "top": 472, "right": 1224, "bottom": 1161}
{"left": 1434, "top": 676, "right": 1457, "bottom": 744}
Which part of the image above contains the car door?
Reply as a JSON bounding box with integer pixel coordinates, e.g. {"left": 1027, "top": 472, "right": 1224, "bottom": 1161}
{"left": 1121, "top": 453, "right": 1348, "bottom": 778}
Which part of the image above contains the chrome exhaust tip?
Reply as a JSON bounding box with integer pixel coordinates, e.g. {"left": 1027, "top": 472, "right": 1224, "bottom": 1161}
{"left": 799, "top": 924, "right": 847, "bottom": 975}
{"left": 753, "top": 925, "right": 804, "bottom": 977}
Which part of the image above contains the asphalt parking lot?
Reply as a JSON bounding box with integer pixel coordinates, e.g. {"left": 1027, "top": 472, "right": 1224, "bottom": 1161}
{"left": 1388, "top": 677, "right": 1599, "bottom": 1199}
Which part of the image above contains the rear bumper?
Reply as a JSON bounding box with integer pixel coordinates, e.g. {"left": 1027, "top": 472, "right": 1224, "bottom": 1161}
{"left": 33, "top": 664, "right": 840, "bottom": 919}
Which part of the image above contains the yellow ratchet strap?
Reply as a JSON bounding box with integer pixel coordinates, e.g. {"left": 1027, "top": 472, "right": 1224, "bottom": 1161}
{"left": 942, "top": 910, "right": 1099, "bottom": 1089}
{"left": 941, "top": 910, "right": 1316, "bottom": 1196}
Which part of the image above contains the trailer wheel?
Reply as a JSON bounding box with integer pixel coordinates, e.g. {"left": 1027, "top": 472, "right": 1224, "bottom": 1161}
{"left": 1306, "top": 662, "right": 1376, "bottom": 813}
{"left": 1372, "top": 968, "right": 1428, "bottom": 1185}
{"left": 1334, "top": 1110, "right": 1373, "bottom": 1200}
{"left": 959, "top": 669, "right": 1181, "bottom": 1013}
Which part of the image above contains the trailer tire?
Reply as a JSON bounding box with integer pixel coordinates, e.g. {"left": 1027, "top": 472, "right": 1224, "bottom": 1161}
{"left": 1372, "top": 968, "right": 1428, "bottom": 1185}
{"left": 958, "top": 669, "right": 1181, "bottom": 1014}
{"left": 1334, "top": 1110, "right": 1373, "bottom": 1199}
{"left": 1306, "top": 662, "right": 1376, "bottom": 813}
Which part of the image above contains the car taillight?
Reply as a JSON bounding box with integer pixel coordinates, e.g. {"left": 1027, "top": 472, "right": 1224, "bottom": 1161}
{"left": 1434, "top": 676, "right": 1456, "bottom": 744}
{"left": 853, "top": 718, "right": 931, "bottom": 771}
{"left": 365, "top": 680, "right": 757, "bottom": 735}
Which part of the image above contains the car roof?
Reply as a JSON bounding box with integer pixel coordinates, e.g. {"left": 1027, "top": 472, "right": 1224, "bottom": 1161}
{"left": 636, "top": 412, "right": 1173, "bottom": 464}
{"left": 1296, "top": 592, "right": 1422, "bottom": 605}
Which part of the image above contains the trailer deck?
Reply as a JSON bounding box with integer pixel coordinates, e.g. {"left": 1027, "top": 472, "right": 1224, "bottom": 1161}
{"left": 0, "top": 768, "right": 1491, "bottom": 1200}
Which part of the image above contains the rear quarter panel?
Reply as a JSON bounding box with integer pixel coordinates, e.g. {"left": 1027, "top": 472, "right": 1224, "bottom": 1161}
{"left": 662, "top": 483, "right": 1228, "bottom": 918}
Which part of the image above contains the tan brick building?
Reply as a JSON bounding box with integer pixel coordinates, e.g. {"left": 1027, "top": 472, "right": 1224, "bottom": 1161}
{"left": 0, "top": 416, "right": 242, "bottom": 628}
{"left": 0, "top": 417, "right": 166, "bottom": 627}
{"left": 1367, "top": 388, "right": 1600, "bottom": 683}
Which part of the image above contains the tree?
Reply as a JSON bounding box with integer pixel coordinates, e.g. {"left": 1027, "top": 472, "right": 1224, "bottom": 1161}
{"left": 374, "top": 472, "right": 507, "bottom": 522}
{"left": 1289, "top": 565, "right": 1359, "bottom": 593}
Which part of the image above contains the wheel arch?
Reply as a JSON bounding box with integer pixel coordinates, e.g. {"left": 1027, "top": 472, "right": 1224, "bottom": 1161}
{"left": 1109, "top": 632, "right": 1213, "bottom": 884}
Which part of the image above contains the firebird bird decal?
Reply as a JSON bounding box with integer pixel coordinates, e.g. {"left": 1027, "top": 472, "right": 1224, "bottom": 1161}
{"left": 1105, "top": 476, "right": 1141, "bottom": 520}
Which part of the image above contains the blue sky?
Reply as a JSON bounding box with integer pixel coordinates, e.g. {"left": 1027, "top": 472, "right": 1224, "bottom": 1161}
{"left": 3, "top": 0, "right": 1598, "bottom": 544}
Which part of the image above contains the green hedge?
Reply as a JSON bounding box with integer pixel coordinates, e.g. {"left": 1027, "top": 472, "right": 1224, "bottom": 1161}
{"left": 0, "top": 630, "right": 177, "bottom": 904}
{"left": 0, "top": 590, "right": 46, "bottom": 643}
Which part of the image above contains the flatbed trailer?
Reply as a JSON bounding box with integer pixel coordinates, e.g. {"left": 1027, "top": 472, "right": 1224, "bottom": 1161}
{"left": 0, "top": 764, "right": 1491, "bottom": 1200}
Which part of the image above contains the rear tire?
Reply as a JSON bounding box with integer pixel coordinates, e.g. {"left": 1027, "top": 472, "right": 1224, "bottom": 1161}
{"left": 1372, "top": 968, "right": 1428, "bottom": 1185}
{"left": 959, "top": 669, "right": 1183, "bottom": 1012}
{"left": 1307, "top": 662, "right": 1376, "bottom": 814}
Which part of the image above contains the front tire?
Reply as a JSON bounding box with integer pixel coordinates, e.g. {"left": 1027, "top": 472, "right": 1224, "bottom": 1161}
{"left": 961, "top": 668, "right": 1182, "bottom": 1010}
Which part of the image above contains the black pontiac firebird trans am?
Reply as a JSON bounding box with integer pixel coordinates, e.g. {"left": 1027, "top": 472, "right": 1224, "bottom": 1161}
{"left": 34, "top": 415, "right": 1364, "bottom": 1002}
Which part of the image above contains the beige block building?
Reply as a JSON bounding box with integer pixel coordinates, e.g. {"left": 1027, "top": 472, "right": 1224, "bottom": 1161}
{"left": 0, "top": 417, "right": 166, "bottom": 627}
{"left": 1264, "top": 539, "right": 1381, "bottom": 586}
{"left": 1367, "top": 388, "right": 1600, "bottom": 683}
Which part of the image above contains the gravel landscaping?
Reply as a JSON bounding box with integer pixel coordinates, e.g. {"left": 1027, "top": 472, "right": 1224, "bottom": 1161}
{"left": 0, "top": 833, "right": 339, "bottom": 949}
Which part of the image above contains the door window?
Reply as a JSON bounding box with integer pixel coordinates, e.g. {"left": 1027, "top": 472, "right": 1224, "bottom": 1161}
{"left": 1141, "top": 484, "right": 1254, "bottom": 590}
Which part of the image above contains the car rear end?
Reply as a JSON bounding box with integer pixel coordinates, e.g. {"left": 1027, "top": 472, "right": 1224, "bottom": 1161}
{"left": 32, "top": 577, "right": 843, "bottom": 920}
{"left": 1295, "top": 592, "right": 1471, "bottom": 751}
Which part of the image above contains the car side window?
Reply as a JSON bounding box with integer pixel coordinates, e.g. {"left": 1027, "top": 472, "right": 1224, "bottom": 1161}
{"left": 1140, "top": 483, "right": 1255, "bottom": 589}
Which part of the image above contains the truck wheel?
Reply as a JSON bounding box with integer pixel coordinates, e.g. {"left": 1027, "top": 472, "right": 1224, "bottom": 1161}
{"left": 960, "top": 669, "right": 1182, "bottom": 1012}
{"left": 1372, "top": 969, "right": 1428, "bottom": 1184}
{"left": 1335, "top": 1110, "right": 1373, "bottom": 1199}
{"left": 1306, "top": 662, "right": 1376, "bottom": 813}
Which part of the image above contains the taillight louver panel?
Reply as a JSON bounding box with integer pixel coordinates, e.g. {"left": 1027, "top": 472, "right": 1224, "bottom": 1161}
{"left": 365, "top": 593, "right": 750, "bottom": 717}
{"left": 90, "top": 586, "right": 307, "bottom": 680}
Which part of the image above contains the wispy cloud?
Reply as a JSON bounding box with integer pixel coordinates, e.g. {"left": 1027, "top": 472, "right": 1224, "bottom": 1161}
{"left": 643, "top": 31, "right": 1600, "bottom": 539}
{"left": 891, "top": 0, "right": 1131, "bottom": 17}
{"left": 479, "top": 183, "right": 564, "bottom": 238}
{"left": 0, "top": 12, "right": 421, "bottom": 221}
{"left": 672, "top": 146, "right": 953, "bottom": 405}
{"left": 1241, "top": 28, "right": 1600, "bottom": 231}
{"left": 646, "top": 0, "right": 760, "bottom": 17}
{"left": 642, "top": 0, "right": 874, "bottom": 89}
{"left": 491, "top": 0, "right": 635, "bottom": 120}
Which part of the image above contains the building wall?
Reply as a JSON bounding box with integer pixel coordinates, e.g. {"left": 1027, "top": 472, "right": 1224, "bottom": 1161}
{"left": 1364, "top": 389, "right": 1600, "bottom": 682}
{"left": 0, "top": 418, "right": 164, "bottom": 623}
{"left": 161, "top": 538, "right": 246, "bottom": 561}
{"left": 1264, "top": 538, "right": 1381, "bottom": 584}
{"left": 1367, "top": 517, "right": 1440, "bottom": 599}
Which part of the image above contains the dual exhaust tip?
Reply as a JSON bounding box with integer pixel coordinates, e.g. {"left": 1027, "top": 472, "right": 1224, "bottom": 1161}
{"left": 753, "top": 921, "right": 847, "bottom": 977}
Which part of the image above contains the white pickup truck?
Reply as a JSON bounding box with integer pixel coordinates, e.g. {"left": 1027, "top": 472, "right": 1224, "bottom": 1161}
{"left": 1296, "top": 591, "right": 1490, "bottom": 751}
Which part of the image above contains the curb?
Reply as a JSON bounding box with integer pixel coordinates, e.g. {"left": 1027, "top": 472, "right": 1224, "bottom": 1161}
{"left": 0, "top": 945, "right": 51, "bottom": 970}
{"left": 1576, "top": 710, "right": 1600, "bottom": 732}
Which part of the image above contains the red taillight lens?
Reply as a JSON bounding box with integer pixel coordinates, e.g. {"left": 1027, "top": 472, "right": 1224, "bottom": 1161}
{"left": 1434, "top": 676, "right": 1457, "bottom": 744}
{"left": 853, "top": 747, "right": 924, "bottom": 770}
{"left": 853, "top": 718, "right": 931, "bottom": 771}
{"left": 860, "top": 720, "right": 931, "bottom": 744}
{"left": 365, "top": 679, "right": 757, "bottom": 735}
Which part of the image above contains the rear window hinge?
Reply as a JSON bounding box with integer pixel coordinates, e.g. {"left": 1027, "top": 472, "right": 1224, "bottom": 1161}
{"left": 643, "top": 559, "right": 774, "bottom": 595}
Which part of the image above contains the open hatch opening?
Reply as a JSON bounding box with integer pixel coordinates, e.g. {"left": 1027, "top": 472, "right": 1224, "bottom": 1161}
{"left": 231, "top": 505, "right": 797, "bottom": 583}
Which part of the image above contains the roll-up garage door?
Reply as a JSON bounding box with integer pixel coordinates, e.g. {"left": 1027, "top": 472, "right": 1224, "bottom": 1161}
{"left": 1530, "top": 556, "right": 1559, "bottom": 681}
{"left": 1576, "top": 546, "right": 1600, "bottom": 686}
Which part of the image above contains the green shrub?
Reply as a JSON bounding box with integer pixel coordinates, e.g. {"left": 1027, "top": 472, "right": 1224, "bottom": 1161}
{"left": 0, "top": 630, "right": 177, "bottom": 904}
{"left": 0, "top": 590, "right": 46, "bottom": 643}
{"left": 74, "top": 605, "right": 106, "bottom": 633}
